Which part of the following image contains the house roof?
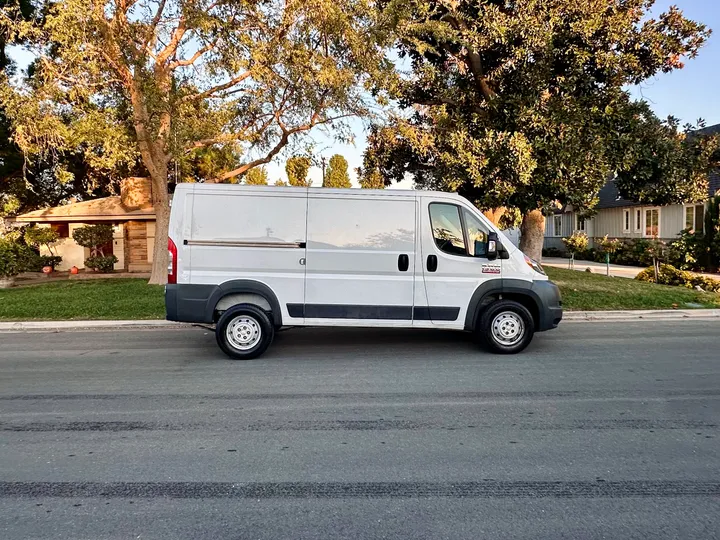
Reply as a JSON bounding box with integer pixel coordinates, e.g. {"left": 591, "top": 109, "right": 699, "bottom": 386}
{"left": 596, "top": 179, "right": 641, "bottom": 209}
{"left": 15, "top": 196, "right": 155, "bottom": 223}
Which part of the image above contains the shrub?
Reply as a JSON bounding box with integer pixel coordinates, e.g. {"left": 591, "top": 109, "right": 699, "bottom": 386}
{"left": 562, "top": 232, "right": 588, "bottom": 255}
{"left": 0, "top": 238, "right": 34, "bottom": 278}
{"left": 26, "top": 254, "right": 64, "bottom": 272}
{"left": 72, "top": 224, "right": 114, "bottom": 257}
{"left": 636, "top": 264, "right": 720, "bottom": 293}
{"left": 597, "top": 235, "right": 622, "bottom": 255}
{"left": 542, "top": 247, "right": 563, "bottom": 258}
{"left": 24, "top": 225, "right": 60, "bottom": 256}
{"left": 85, "top": 255, "right": 118, "bottom": 273}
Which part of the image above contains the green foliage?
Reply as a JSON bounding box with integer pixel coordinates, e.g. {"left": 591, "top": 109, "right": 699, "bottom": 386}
{"left": 179, "top": 146, "right": 241, "bottom": 183}
{"left": 324, "top": 154, "right": 351, "bottom": 188}
{"left": 0, "top": 0, "right": 393, "bottom": 186}
{"left": 598, "top": 236, "right": 622, "bottom": 255}
{"left": 71, "top": 224, "right": 113, "bottom": 257}
{"left": 636, "top": 264, "right": 720, "bottom": 293}
{"left": 244, "top": 168, "right": 269, "bottom": 186}
{"left": 85, "top": 255, "right": 118, "bottom": 273}
{"left": 25, "top": 254, "right": 63, "bottom": 272}
{"left": 274, "top": 180, "right": 288, "bottom": 186}
{"left": 357, "top": 167, "right": 386, "bottom": 189}
{"left": 285, "top": 156, "right": 312, "bottom": 187}
{"left": 23, "top": 225, "right": 59, "bottom": 255}
{"left": 0, "top": 237, "right": 33, "bottom": 277}
{"left": 562, "top": 232, "right": 589, "bottom": 255}
{"left": 364, "top": 1, "right": 713, "bottom": 234}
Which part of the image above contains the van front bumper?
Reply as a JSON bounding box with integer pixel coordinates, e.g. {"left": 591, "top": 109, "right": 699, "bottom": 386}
{"left": 533, "top": 280, "right": 563, "bottom": 331}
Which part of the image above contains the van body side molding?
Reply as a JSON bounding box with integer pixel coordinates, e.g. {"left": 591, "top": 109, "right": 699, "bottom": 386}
{"left": 287, "top": 304, "right": 459, "bottom": 321}
{"left": 185, "top": 240, "right": 305, "bottom": 249}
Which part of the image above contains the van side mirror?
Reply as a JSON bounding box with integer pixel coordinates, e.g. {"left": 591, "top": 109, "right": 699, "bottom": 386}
{"left": 486, "top": 232, "right": 499, "bottom": 261}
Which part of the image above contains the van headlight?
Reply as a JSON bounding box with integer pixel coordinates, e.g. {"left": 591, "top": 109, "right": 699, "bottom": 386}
{"left": 524, "top": 254, "right": 546, "bottom": 275}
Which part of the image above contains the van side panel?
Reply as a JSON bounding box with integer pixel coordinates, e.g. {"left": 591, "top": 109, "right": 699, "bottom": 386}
{"left": 186, "top": 189, "right": 307, "bottom": 324}
{"left": 303, "top": 194, "right": 416, "bottom": 324}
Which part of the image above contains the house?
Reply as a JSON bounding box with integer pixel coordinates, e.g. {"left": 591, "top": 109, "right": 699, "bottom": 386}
{"left": 544, "top": 172, "right": 720, "bottom": 252}
{"left": 13, "top": 177, "right": 156, "bottom": 272}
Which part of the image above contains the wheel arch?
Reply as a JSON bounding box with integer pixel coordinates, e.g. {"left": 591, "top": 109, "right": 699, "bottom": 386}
{"left": 206, "top": 280, "right": 282, "bottom": 327}
{"left": 464, "top": 279, "right": 542, "bottom": 331}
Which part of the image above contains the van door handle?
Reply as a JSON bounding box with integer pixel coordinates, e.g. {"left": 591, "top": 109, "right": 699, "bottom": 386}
{"left": 398, "top": 254, "right": 409, "bottom": 272}
{"left": 427, "top": 254, "right": 437, "bottom": 272}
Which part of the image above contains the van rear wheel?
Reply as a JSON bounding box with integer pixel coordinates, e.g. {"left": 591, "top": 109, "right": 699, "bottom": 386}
{"left": 478, "top": 300, "right": 534, "bottom": 354}
{"left": 216, "top": 304, "right": 274, "bottom": 360}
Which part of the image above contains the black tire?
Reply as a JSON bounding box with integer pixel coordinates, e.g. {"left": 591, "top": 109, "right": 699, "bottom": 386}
{"left": 478, "top": 300, "right": 535, "bottom": 354}
{"left": 216, "top": 304, "right": 275, "bottom": 360}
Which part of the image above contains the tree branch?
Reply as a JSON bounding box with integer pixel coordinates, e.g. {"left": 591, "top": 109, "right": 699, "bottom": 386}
{"left": 215, "top": 113, "right": 355, "bottom": 182}
{"left": 180, "top": 70, "right": 254, "bottom": 103}
{"left": 168, "top": 40, "right": 217, "bottom": 69}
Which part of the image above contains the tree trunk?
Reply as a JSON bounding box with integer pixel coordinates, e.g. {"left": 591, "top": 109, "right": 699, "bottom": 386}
{"left": 519, "top": 209, "right": 545, "bottom": 262}
{"left": 148, "top": 165, "right": 170, "bottom": 285}
{"left": 483, "top": 207, "right": 505, "bottom": 226}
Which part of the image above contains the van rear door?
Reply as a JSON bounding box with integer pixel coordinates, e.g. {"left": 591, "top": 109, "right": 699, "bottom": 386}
{"left": 301, "top": 191, "right": 416, "bottom": 324}
{"left": 416, "top": 196, "right": 500, "bottom": 328}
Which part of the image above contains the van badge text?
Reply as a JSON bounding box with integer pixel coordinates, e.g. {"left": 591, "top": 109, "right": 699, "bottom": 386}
{"left": 482, "top": 264, "right": 501, "bottom": 274}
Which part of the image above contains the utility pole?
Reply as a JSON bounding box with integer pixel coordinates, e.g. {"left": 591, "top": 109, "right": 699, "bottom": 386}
{"left": 320, "top": 156, "right": 327, "bottom": 186}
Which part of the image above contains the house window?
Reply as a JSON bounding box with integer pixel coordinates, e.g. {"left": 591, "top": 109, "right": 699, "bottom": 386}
{"left": 635, "top": 209, "right": 642, "bottom": 233}
{"left": 623, "top": 210, "right": 631, "bottom": 233}
{"left": 553, "top": 215, "right": 563, "bottom": 237}
{"left": 50, "top": 223, "right": 69, "bottom": 238}
{"left": 576, "top": 215, "right": 586, "bottom": 232}
{"left": 644, "top": 208, "right": 660, "bottom": 238}
{"left": 685, "top": 204, "right": 705, "bottom": 234}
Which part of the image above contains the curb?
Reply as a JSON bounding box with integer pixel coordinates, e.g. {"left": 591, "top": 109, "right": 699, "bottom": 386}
{"left": 563, "top": 309, "right": 720, "bottom": 322}
{"left": 0, "top": 320, "right": 185, "bottom": 332}
{"left": 1, "top": 310, "right": 719, "bottom": 331}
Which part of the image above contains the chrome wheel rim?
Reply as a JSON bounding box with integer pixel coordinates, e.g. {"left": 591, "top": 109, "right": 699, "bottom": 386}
{"left": 226, "top": 315, "right": 262, "bottom": 351}
{"left": 491, "top": 311, "right": 525, "bottom": 347}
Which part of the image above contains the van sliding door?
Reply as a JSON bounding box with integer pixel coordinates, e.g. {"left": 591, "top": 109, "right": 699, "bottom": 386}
{"left": 301, "top": 193, "right": 416, "bottom": 325}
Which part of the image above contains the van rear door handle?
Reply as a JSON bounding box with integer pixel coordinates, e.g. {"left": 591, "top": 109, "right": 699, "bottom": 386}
{"left": 427, "top": 255, "right": 437, "bottom": 272}
{"left": 398, "top": 254, "right": 409, "bottom": 272}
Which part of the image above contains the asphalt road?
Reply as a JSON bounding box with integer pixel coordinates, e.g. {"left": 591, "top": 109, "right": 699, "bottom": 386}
{"left": 1, "top": 321, "right": 719, "bottom": 539}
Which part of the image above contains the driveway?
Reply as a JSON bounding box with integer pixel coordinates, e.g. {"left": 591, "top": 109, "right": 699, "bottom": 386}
{"left": 1, "top": 324, "right": 719, "bottom": 539}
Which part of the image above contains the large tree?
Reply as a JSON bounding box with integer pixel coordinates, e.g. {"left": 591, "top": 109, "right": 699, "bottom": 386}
{"left": 0, "top": 0, "right": 392, "bottom": 282}
{"left": 364, "top": 0, "right": 712, "bottom": 260}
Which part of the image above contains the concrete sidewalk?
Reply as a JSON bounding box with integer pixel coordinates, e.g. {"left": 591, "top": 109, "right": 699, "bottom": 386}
{"left": 1, "top": 310, "right": 719, "bottom": 332}
{"left": 543, "top": 257, "right": 720, "bottom": 280}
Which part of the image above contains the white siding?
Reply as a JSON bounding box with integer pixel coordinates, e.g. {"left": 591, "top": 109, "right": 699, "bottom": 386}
{"left": 660, "top": 205, "right": 684, "bottom": 240}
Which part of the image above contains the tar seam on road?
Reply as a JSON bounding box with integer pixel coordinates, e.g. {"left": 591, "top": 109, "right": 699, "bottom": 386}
{"left": 2, "top": 389, "right": 720, "bottom": 401}
{"left": 1, "top": 419, "right": 716, "bottom": 432}
{"left": 1, "top": 481, "right": 719, "bottom": 499}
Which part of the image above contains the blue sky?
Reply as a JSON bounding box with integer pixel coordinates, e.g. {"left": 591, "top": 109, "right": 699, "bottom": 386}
{"left": 8, "top": 0, "right": 719, "bottom": 187}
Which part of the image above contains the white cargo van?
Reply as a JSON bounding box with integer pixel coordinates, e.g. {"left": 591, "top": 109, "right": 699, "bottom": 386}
{"left": 166, "top": 185, "right": 562, "bottom": 359}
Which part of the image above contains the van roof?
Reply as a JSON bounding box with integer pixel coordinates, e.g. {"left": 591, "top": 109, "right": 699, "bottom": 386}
{"left": 173, "top": 183, "right": 462, "bottom": 200}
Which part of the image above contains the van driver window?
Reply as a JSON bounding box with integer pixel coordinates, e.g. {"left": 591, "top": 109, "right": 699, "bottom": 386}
{"left": 462, "top": 209, "right": 489, "bottom": 257}
{"left": 429, "top": 203, "right": 467, "bottom": 256}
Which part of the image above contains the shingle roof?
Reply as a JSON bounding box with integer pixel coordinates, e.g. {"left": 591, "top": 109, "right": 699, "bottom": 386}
{"left": 15, "top": 196, "right": 155, "bottom": 222}
{"left": 596, "top": 179, "right": 641, "bottom": 209}
{"left": 710, "top": 171, "right": 720, "bottom": 198}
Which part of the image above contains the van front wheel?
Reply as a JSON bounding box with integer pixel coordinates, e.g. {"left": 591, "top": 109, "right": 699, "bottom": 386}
{"left": 216, "top": 304, "right": 275, "bottom": 360}
{"left": 478, "top": 300, "right": 534, "bottom": 354}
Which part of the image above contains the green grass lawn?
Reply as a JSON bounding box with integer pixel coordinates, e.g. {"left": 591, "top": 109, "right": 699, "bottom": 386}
{"left": 546, "top": 267, "right": 720, "bottom": 311}
{"left": 0, "top": 279, "right": 164, "bottom": 320}
{"left": 0, "top": 269, "right": 718, "bottom": 321}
